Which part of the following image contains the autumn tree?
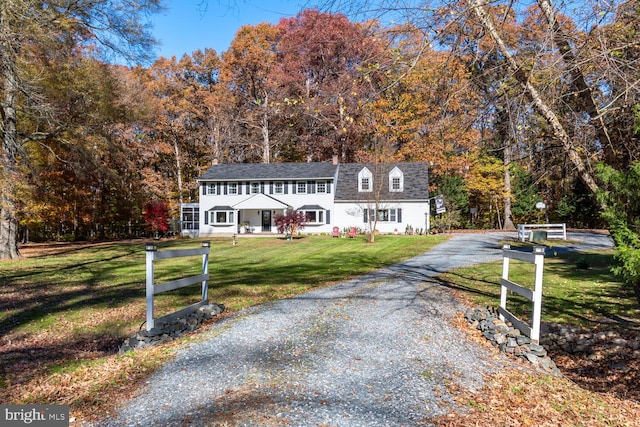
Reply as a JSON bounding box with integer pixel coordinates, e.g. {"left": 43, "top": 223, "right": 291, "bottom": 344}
{"left": 370, "top": 26, "right": 480, "bottom": 177}
{"left": 145, "top": 201, "right": 170, "bottom": 238}
{"left": 0, "top": 0, "right": 163, "bottom": 258}
{"left": 144, "top": 49, "right": 222, "bottom": 214}
{"left": 275, "top": 9, "right": 386, "bottom": 162}
{"left": 274, "top": 209, "right": 307, "bottom": 238}
{"left": 220, "top": 23, "right": 282, "bottom": 163}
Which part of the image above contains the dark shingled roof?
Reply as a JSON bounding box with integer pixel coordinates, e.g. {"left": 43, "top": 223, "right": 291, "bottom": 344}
{"left": 334, "top": 162, "right": 429, "bottom": 201}
{"left": 197, "top": 161, "right": 429, "bottom": 202}
{"left": 198, "top": 162, "right": 338, "bottom": 181}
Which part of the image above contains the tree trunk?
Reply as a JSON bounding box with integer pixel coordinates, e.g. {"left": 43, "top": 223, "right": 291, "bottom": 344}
{"left": 173, "top": 135, "right": 184, "bottom": 207}
{"left": 536, "top": 0, "right": 613, "bottom": 156}
{"left": 261, "top": 108, "right": 270, "bottom": 163}
{"left": 0, "top": 59, "right": 22, "bottom": 259}
{"left": 470, "top": 0, "right": 601, "bottom": 198}
{"left": 503, "top": 142, "right": 516, "bottom": 230}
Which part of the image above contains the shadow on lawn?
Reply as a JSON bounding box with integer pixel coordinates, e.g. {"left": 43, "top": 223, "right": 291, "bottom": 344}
{"left": 435, "top": 251, "right": 640, "bottom": 327}
{"left": 0, "top": 244, "right": 145, "bottom": 336}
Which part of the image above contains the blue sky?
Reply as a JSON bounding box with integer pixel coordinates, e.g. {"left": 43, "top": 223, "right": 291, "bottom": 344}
{"left": 150, "top": 0, "right": 312, "bottom": 59}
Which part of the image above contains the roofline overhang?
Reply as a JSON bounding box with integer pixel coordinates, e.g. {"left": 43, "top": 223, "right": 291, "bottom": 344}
{"left": 197, "top": 177, "right": 336, "bottom": 183}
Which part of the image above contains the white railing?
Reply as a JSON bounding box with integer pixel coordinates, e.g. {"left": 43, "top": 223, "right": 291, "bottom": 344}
{"left": 517, "top": 223, "right": 566, "bottom": 242}
{"left": 145, "top": 241, "right": 210, "bottom": 331}
{"left": 499, "top": 245, "right": 545, "bottom": 344}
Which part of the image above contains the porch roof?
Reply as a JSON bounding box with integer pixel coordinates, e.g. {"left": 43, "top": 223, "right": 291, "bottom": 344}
{"left": 297, "top": 204, "right": 325, "bottom": 210}
{"left": 232, "top": 194, "right": 290, "bottom": 210}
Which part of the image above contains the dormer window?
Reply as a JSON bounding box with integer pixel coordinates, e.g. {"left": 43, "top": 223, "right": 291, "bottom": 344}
{"left": 358, "top": 167, "right": 373, "bottom": 192}
{"left": 389, "top": 167, "right": 404, "bottom": 192}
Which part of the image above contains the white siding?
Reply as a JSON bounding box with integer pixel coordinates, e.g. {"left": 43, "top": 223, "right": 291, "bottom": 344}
{"left": 333, "top": 202, "right": 429, "bottom": 234}
{"left": 199, "top": 181, "right": 335, "bottom": 235}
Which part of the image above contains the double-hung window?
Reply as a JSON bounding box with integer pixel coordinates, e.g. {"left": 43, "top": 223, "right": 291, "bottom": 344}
{"left": 316, "top": 182, "right": 327, "bottom": 193}
{"left": 297, "top": 182, "right": 307, "bottom": 194}
{"left": 364, "top": 208, "right": 400, "bottom": 223}
{"left": 206, "top": 183, "right": 217, "bottom": 195}
{"left": 274, "top": 182, "right": 284, "bottom": 194}
{"left": 228, "top": 182, "right": 238, "bottom": 195}
{"left": 250, "top": 182, "right": 260, "bottom": 194}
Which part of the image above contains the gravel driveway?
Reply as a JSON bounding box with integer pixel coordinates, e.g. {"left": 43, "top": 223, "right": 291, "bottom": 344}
{"left": 100, "top": 232, "right": 612, "bottom": 427}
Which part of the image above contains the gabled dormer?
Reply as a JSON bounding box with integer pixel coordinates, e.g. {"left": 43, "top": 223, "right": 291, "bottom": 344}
{"left": 388, "top": 166, "right": 404, "bottom": 192}
{"left": 358, "top": 167, "right": 373, "bottom": 192}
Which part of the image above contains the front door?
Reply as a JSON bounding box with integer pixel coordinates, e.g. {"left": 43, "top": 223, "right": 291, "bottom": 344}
{"left": 262, "top": 210, "right": 271, "bottom": 232}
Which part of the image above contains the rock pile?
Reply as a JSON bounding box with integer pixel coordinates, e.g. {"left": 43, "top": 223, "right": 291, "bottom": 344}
{"left": 464, "top": 306, "right": 561, "bottom": 375}
{"left": 120, "top": 303, "right": 225, "bottom": 353}
{"left": 542, "top": 322, "right": 640, "bottom": 356}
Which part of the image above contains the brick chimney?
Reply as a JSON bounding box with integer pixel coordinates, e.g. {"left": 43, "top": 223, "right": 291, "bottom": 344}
{"left": 332, "top": 155, "right": 339, "bottom": 165}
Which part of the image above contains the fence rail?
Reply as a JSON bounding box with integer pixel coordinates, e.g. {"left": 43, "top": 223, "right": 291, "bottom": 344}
{"left": 499, "top": 245, "right": 545, "bottom": 344}
{"left": 145, "top": 242, "right": 210, "bottom": 331}
{"left": 517, "top": 223, "right": 566, "bottom": 242}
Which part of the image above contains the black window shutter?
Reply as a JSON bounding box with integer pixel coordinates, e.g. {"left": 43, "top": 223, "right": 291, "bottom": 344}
{"left": 308, "top": 181, "right": 314, "bottom": 193}
{"left": 397, "top": 209, "right": 402, "bottom": 223}
{"left": 269, "top": 182, "right": 274, "bottom": 194}
{"left": 327, "top": 181, "right": 332, "bottom": 194}
{"left": 292, "top": 181, "right": 297, "bottom": 194}
{"left": 246, "top": 182, "right": 250, "bottom": 194}
{"left": 284, "top": 181, "right": 288, "bottom": 194}
{"left": 204, "top": 211, "right": 208, "bottom": 225}
{"left": 238, "top": 183, "right": 243, "bottom": 195}
{"left": 326, "top": 210, "right": 330, "bottom": 224}
{"left": 223, "top": 183, "right": 227, "bottom": 195}
{"left": 363, "top": 209, "right": 368, "bottom": 223}
{"left": 260, "top": 181, "right": 265, "bottom": 193}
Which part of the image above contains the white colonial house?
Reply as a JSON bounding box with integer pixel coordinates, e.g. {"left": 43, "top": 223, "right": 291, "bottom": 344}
{"left": 183, "top": 159, "right": 430, "bottom": 237}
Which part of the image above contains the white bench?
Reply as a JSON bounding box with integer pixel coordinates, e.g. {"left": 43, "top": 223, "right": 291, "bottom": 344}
{"left": 517, "top": 223, "right": 566, "bottom": 242}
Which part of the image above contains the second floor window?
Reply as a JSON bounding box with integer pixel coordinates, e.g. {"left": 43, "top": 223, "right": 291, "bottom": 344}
{"left": 358, "top": 167, "right": 373, "bottom": 192}
{"left": 361, "top": 177, "right": 370, "bottom": 191}
{"left": 228, "top": 182, "right": 238, "bottom": 195}
{"left": 391, "top": 177, "right": 401, "bottom": 191}
{"left": 389, "top": 167, "right": 404, "bottom": 192}
{"left": 274, "top": 182, "right": 284, "bottom": 194}
{"left": 317, "top": 182, "right": 327, "bottom": 193}
{"left": 297, "top": 182, "right": 307, "bottom": 194}
{"left": 250, "top": 182, "right": 260, "bottom": 194}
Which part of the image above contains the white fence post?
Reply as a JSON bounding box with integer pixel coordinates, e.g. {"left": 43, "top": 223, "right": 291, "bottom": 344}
{"left": 500, "top": 244, "right": 510, "bottom": 319}
{"left": 531, "top": 246, "right": 545, "bottom": 343}
{"left": 201, "top": 241, "right": 210, "bottom": 301}
{"left": 145, "top": 242, "right": 157, "bottom": 330}
{"left": 498, "top": 245, "right": 545, "bottom": 344}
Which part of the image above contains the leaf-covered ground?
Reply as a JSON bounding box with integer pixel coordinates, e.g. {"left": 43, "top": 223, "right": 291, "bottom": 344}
{"left": 432, "top": 314, "right": 640, "bottom": 426}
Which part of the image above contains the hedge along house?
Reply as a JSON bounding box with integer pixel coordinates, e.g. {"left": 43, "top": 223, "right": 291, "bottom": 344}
{"left": 190, "top": 158, "right": 430, "bottom": 237}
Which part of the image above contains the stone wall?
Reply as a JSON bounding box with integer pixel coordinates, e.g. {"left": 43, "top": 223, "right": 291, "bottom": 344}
{"left": 120, "top": 303, "right": 225, "bottom": 353}
{"left": 464, "top": 306, "right": 561, "bottom": 375}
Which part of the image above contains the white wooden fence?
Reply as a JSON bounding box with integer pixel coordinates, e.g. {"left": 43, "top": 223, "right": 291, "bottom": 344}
{"left": 517, "top": 223, "right": 566, "bottom": 242}
{"left": 145, "top": 241, "right": 210, "bottom": 331}
{"left": 499, "top": 244, "right": 545, "bottom": 344}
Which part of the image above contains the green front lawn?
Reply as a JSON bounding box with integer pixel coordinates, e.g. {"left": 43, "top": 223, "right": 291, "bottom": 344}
{"left": 0, "top": 234, "right": 448, "bottom": 420}
{"left": 440, "top": 247, "right": 639, "bottom": 326}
